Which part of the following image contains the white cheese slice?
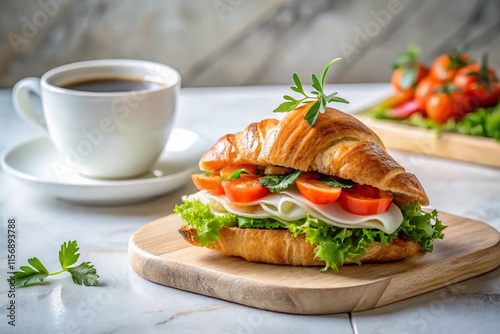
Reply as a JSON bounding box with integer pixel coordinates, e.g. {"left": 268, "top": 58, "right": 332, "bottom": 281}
{"left": 187, "top": 189, "right": 403, "bottom": 234}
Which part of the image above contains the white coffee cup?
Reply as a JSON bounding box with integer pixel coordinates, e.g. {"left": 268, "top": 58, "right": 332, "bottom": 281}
{"left": 12, "top": 59, "right": 180, "bottom": 179}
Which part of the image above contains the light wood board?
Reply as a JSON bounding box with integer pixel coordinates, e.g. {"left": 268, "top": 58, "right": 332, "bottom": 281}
{"left": 354, "top": 114, "right": 500, "bottom": 168}
{"left": 128, "top": 213, "right": 500, "bottom": 315}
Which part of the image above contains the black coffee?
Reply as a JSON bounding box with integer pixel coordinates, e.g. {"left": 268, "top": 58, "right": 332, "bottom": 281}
{"left": 61, "top": 77, "right": 163, "bottom": 93}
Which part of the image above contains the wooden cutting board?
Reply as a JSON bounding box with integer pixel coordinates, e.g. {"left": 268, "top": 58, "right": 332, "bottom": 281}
{"left": 128, "top": 212, "right": 500, "bottom": 315}
{"left": 353, "top": 114, "right": 500, "bottom": 168}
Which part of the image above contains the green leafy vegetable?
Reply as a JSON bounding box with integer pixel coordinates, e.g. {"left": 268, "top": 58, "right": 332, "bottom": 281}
{"left": 398, "top": 202, "right": 445, "bottom": 252}
{"left": 258, "top": 170, "right": 301, "bottom": 192}
{"left": 174, "top": 199, "right": 237, "bottom": 246}
{"left": 237, "top": 216, "right": 286, "bottom": 229}
{"left": 12, "top": 241, "right": 99, "bottom": 287}
{"left": 318, "top": 175, "right": 354, "bottom": 188}
{"left": 274, "top": 58, "right": 349, "bottom": 126}
{"left": 370, "top": 103, "right": 500, "bottom": 141}
{"left": 174, "top": 200, "right": 446, "bottom": 272}
{"left": 455, "top": 105, "right": 500, "bottom": 140}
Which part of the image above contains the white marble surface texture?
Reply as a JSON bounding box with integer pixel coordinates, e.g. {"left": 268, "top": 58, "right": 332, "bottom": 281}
{"left": 2, "top": 0, "right": 500, "bottom": 88}
{"left": 0, "top": 84, "right": 499, "bottom": 333}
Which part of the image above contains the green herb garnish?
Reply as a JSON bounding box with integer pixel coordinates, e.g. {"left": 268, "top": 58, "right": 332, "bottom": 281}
{"left": 223, "top": 169, "right": 249, "bottom": 181}
{"left": 392, "top": 44, "right": 422, "bottom": 90}
{"left": 446, "top": 44, "right": 470, "bottom": 71}
{"left": 318, "top": 175, "right": 354, "bottom": 188}
{"left": 12, "top": 241, "right": 99, "bottom": 287}
{"left": 258, "top": 170, "right": 301, "bottom": 192}
{"left": 274, "top": 58, "right": 349, "bottom": 126}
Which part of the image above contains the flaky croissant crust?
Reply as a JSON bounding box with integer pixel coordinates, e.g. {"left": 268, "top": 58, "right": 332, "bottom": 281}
{"left": 200, "top": 105, "right": 429, "bottom": 207}
{"left": 178, "top": 224, "right": 422, "bottom": 267}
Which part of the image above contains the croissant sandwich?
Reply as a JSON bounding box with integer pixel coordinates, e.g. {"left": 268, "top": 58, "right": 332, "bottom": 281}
{"left": 174, "top": 104, "right": 445, "bottom": 271}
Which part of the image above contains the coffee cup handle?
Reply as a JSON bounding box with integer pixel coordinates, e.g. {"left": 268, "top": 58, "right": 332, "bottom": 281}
{"left": 12, "top": 77, "right": 47, "bottom": 133}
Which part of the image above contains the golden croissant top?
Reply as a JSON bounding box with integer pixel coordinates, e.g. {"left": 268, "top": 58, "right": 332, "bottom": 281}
{"left": 200, "top": 105, "right": 429, "bottom": 207}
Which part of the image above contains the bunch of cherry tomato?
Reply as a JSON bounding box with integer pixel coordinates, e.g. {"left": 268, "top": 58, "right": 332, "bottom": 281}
{"left": 388, "top": 45, "right": 500, "bottom": 123}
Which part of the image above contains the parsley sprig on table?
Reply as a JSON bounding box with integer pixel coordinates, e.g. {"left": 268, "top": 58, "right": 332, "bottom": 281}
{"left": 12, "top": 240, "right": 99, "bottom": 287}
{"left": 273, "top": 58, "right": 349, "bottom": 126}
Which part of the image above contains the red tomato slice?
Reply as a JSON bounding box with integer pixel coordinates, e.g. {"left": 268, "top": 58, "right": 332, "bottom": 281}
{"left": 296, "top": 172, "right": 342, "bottom": 205}
{"left": 339, "top": 184, "right": 393, "bottom": 215}
{"left": 222, "top": 175, "right": 269, "bottom": 203}
{"left": 220, "top": 164, "right": 258, "bottom": 179}
{"left": 191, "top": 173, "right": 224, "bottom": 195}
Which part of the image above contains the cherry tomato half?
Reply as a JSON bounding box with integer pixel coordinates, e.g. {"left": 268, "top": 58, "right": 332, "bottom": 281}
{"left": 296, "top": 172, "right": 342, "bottom": 205}
{"left": 191, "top": 173, "right": 224, "bottom": 195}
{"left": 222, "top": 175, "right": 269, "bottom": 203}
{"left": 339, "top": 184, "right": 393, "bottom": 215}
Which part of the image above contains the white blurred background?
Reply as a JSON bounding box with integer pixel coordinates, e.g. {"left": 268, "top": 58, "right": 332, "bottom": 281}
{"left": 1, "top": 0, "right": 499, "bottom": 88}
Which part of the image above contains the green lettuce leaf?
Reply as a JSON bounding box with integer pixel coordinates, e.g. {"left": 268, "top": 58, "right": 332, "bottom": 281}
{"left": 173, "top": 199, "right": 236, "bottom": 246}
{"left": 397, "top": 201, "right": 446, "bottom": 252}
{"left": 174, "top": 200, "right": 446, "bottom": 271}
{"left": 237, "top": 216, "right": 286, "bottom": 229}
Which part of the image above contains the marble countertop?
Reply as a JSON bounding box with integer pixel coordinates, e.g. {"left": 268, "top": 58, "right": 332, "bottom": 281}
{"left": 0, "top": 84, "right": 499, "bottom": 333}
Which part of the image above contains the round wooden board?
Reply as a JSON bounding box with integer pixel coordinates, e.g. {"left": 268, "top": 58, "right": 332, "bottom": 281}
{"left": 128, "top": 212, "right": 500, "bottom": 314}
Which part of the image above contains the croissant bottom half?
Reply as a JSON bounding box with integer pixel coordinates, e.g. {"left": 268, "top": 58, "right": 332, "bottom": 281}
{"left": 178, "top": 225, "right": 422, "bottom": 267}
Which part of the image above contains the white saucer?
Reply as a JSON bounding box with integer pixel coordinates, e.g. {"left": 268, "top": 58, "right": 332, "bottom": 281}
{"left": 1, "top": 128, "right": 210, "bottom": 205}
